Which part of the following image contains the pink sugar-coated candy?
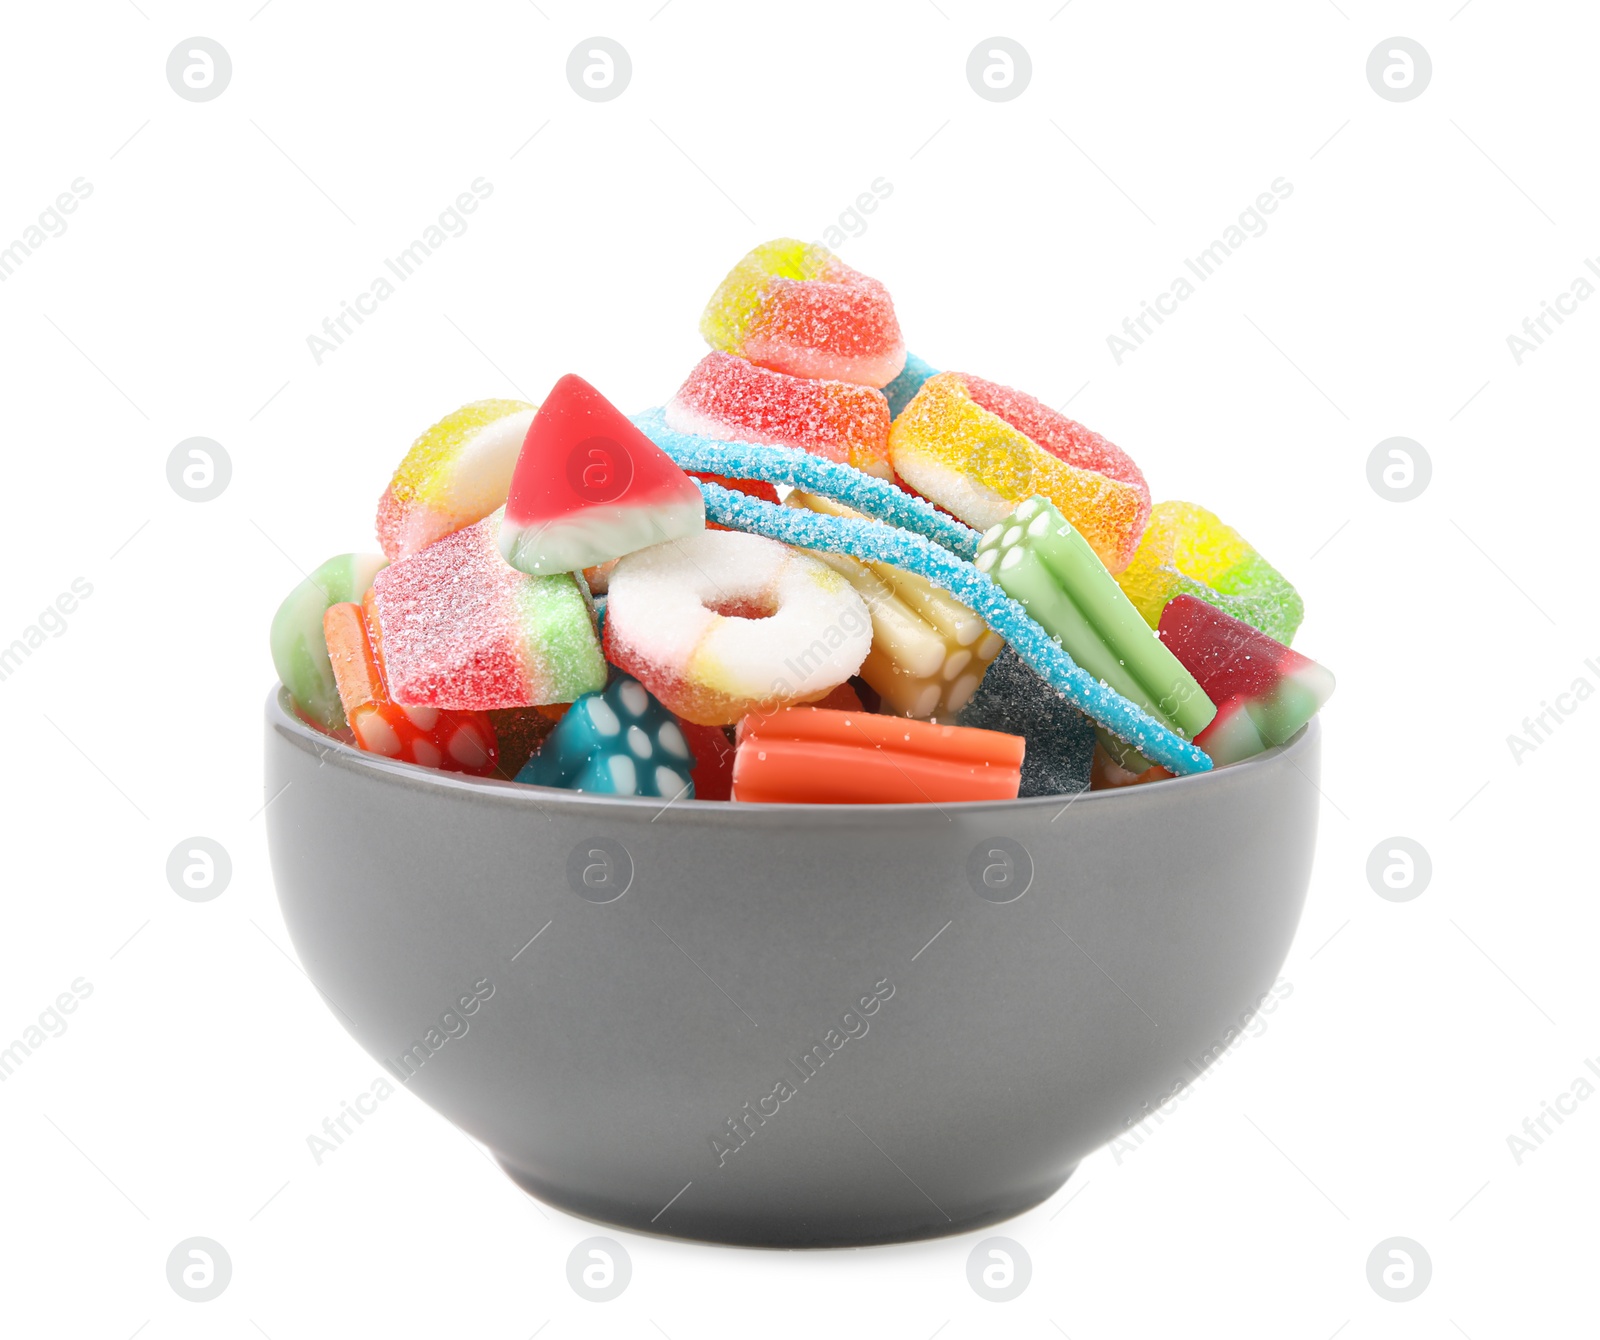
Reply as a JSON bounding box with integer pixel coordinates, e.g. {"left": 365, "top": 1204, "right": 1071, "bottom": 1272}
{"left": 665, "top": 351, "right": 893, "bottom": 479}
{"left": 369, "top": 508, "right": 606, "bottom": 711}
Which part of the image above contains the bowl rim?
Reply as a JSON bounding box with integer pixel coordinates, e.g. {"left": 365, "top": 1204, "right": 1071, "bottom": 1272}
{"left": 266, "top": 684, "right": 1320, "bottom": 819}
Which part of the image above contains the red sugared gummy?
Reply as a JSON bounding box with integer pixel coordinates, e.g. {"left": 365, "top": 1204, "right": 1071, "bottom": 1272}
{"left": 368, "top": 509, "right": 604, "bottom": 711}
{"left": 668, "top": 352, "right": 892, "bottom": 477}
{"left": 1157, "top": 594, "right": 1334, "bottom": 764}
{"left": 1157, "top": 594, "right": 1320, "bottom": 702}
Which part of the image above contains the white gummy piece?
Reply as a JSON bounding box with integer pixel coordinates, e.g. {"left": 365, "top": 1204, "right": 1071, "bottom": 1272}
{"left": 587, "top": 698, "right": 621, "bottom": 736}
{"left": 401, "top": 704, "right": 439, "bottom": 731}
{"left": 942, "top": 649, "right": 973, "bottom": 681}
{"left": 946, "top": 672, "right": 981, "bottom": 712}
{"left": 357, "top": 714, "right": 401, "bottom": 757}
{"left": 449, "top": 726, "right": 489, "bottom": 766}
{"left": 619, "top": 680, "right": 649, "bottom": 717}
{"left": 608, "top": 753, "right": 637, "bottom": 793}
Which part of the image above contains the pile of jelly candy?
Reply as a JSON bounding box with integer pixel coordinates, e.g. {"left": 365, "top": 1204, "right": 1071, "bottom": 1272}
{"left": 270, "top": 240, "right": 1334, "bottom": 804}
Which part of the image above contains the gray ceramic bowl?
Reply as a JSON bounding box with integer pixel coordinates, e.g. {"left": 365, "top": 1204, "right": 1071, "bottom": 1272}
{"left": 264, "top": 687, "right": 1320, "bottom": 1248}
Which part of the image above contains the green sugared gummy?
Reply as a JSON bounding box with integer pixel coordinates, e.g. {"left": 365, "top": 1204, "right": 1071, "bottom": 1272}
{"left": 1196, "top": 552, "right": 1304, "bottom": 648}
{"left": 976, "top": 498, "right": 1214, "bottom": 742}
{"left": 269, "top": 552, "right": 388, "bottom": 730}
{"left": 512, "top": 569, "right": 608, "bottom": 703}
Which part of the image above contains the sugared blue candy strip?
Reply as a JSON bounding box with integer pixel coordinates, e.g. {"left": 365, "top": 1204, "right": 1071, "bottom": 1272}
{"left": 631, "top": 406, "right": 979, "bottom": 560}
{"left": 693, "top": 481, "right": 1213, "bottom": 776}
{"left": 882, "top": 352, "right": 939, "bottom": 419}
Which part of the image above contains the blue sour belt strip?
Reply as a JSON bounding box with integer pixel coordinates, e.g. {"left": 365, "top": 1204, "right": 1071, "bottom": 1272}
{"left": 631, "top": 406, "right": 981, "bottom": 561}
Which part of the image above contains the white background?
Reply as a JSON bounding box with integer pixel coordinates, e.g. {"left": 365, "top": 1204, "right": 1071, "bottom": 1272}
{"left": 1, "top": 1, "right": 1595, "bottom": 1336}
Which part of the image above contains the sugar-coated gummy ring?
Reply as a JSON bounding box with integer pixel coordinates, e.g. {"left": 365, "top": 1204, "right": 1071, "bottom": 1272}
{"left": 693, "top": 481, "right": 1214, "bottom": 776}
{"left": 632, "top": 407, "right": 980, "bottom": 559}
{"left": 602, "top": 528, "right": 873, "bottom": 727}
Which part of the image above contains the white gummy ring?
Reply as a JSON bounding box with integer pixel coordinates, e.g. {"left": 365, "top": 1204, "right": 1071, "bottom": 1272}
{"left": 604, "top": 530, "right": 871, "bottom": 725}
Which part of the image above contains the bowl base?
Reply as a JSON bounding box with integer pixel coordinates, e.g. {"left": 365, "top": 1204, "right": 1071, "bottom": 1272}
{"left": 493, "top": 1157, "right": 1078, "bottom": 1249}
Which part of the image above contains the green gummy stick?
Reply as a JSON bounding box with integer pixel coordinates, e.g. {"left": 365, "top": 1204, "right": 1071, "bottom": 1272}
{"left": 980, "top": 498, "right": 1214, "bottom": 740}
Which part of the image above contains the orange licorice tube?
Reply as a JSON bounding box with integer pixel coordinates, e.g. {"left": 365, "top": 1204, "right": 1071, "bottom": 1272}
{"left": 731, "top": 706, "right": 1023, "bottom": 804}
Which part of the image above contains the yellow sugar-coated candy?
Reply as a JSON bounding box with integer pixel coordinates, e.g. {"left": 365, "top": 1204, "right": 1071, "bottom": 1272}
{"left": 1116, "top": 501, "right": 1303, "bottom": 644}
{"left": 888, "top": 373, "right": 1148, "bottom": 574}
{"left": 787, "top": 492, "right": 1003, "bottom": 718}
{"left": 376, "top": 399, "right": 536, "bottom": 559}
{"left": 700, "top": 240, "right": 834, "bottom": 352}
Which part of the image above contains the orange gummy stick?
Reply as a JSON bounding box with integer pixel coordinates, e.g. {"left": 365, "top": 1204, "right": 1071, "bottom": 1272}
{"left": 325, "top": 600, "right": 384, "bottom": 712}
{"left": 732, "top": 706, "right": 1023, "bottom": 804}
{"left": 323, "top": 600, "right": 499, "bottom": 774}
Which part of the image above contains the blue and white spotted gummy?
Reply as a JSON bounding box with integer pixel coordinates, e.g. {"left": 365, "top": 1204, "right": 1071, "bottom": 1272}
{"left": 631, "top": 406, "right": 980, "bottom": 560}
{"left": 693, "top": 480, "right": 1214, "bottom": 776}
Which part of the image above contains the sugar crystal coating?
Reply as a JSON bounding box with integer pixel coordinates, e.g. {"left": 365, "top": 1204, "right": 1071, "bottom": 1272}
{"left": 957, "top": 647, "right": 1095, "bottom": 798}
{"left": 692, "top": 479, "right": 1213, "bottom": 776}
{"left": 633, "top": 406, "right": 978, "bottom": 558}
{"left": 883, "top": 352, "right": 939, "bottom": 419}
{"left": 370, "top": 508, "right": 605, "bottom": 710}
{"left": 667, "top": 351, "right": 893, "bottom": 478}
{"left": 376, "top": 399, "right": 536, "bottom": 559}
{"left": 699, "top": 239, "right": 906, "bottom": 388}
{"left": 1117, "top": 501, "right": 1303, "bottom": 644}
{"left": 603, "top": 529, "right": 871, "bottom": 726}
{"left": 973, "top": 495, "right": 1214, "bottom": 742}
{"left": 963, "top": 375, "right": 1149, "bottom": 510}
{"left": 322, "top": 601, "right": 499, "bottom": 775}
{"left": 1157, "top": 594, "right": 1333, "bottom": 764}
{"left": 787, "top": 491, "right": 1002, "bottom": 718}
{"left": 889, "top": 372, "right": 1150, "bottom": 572}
